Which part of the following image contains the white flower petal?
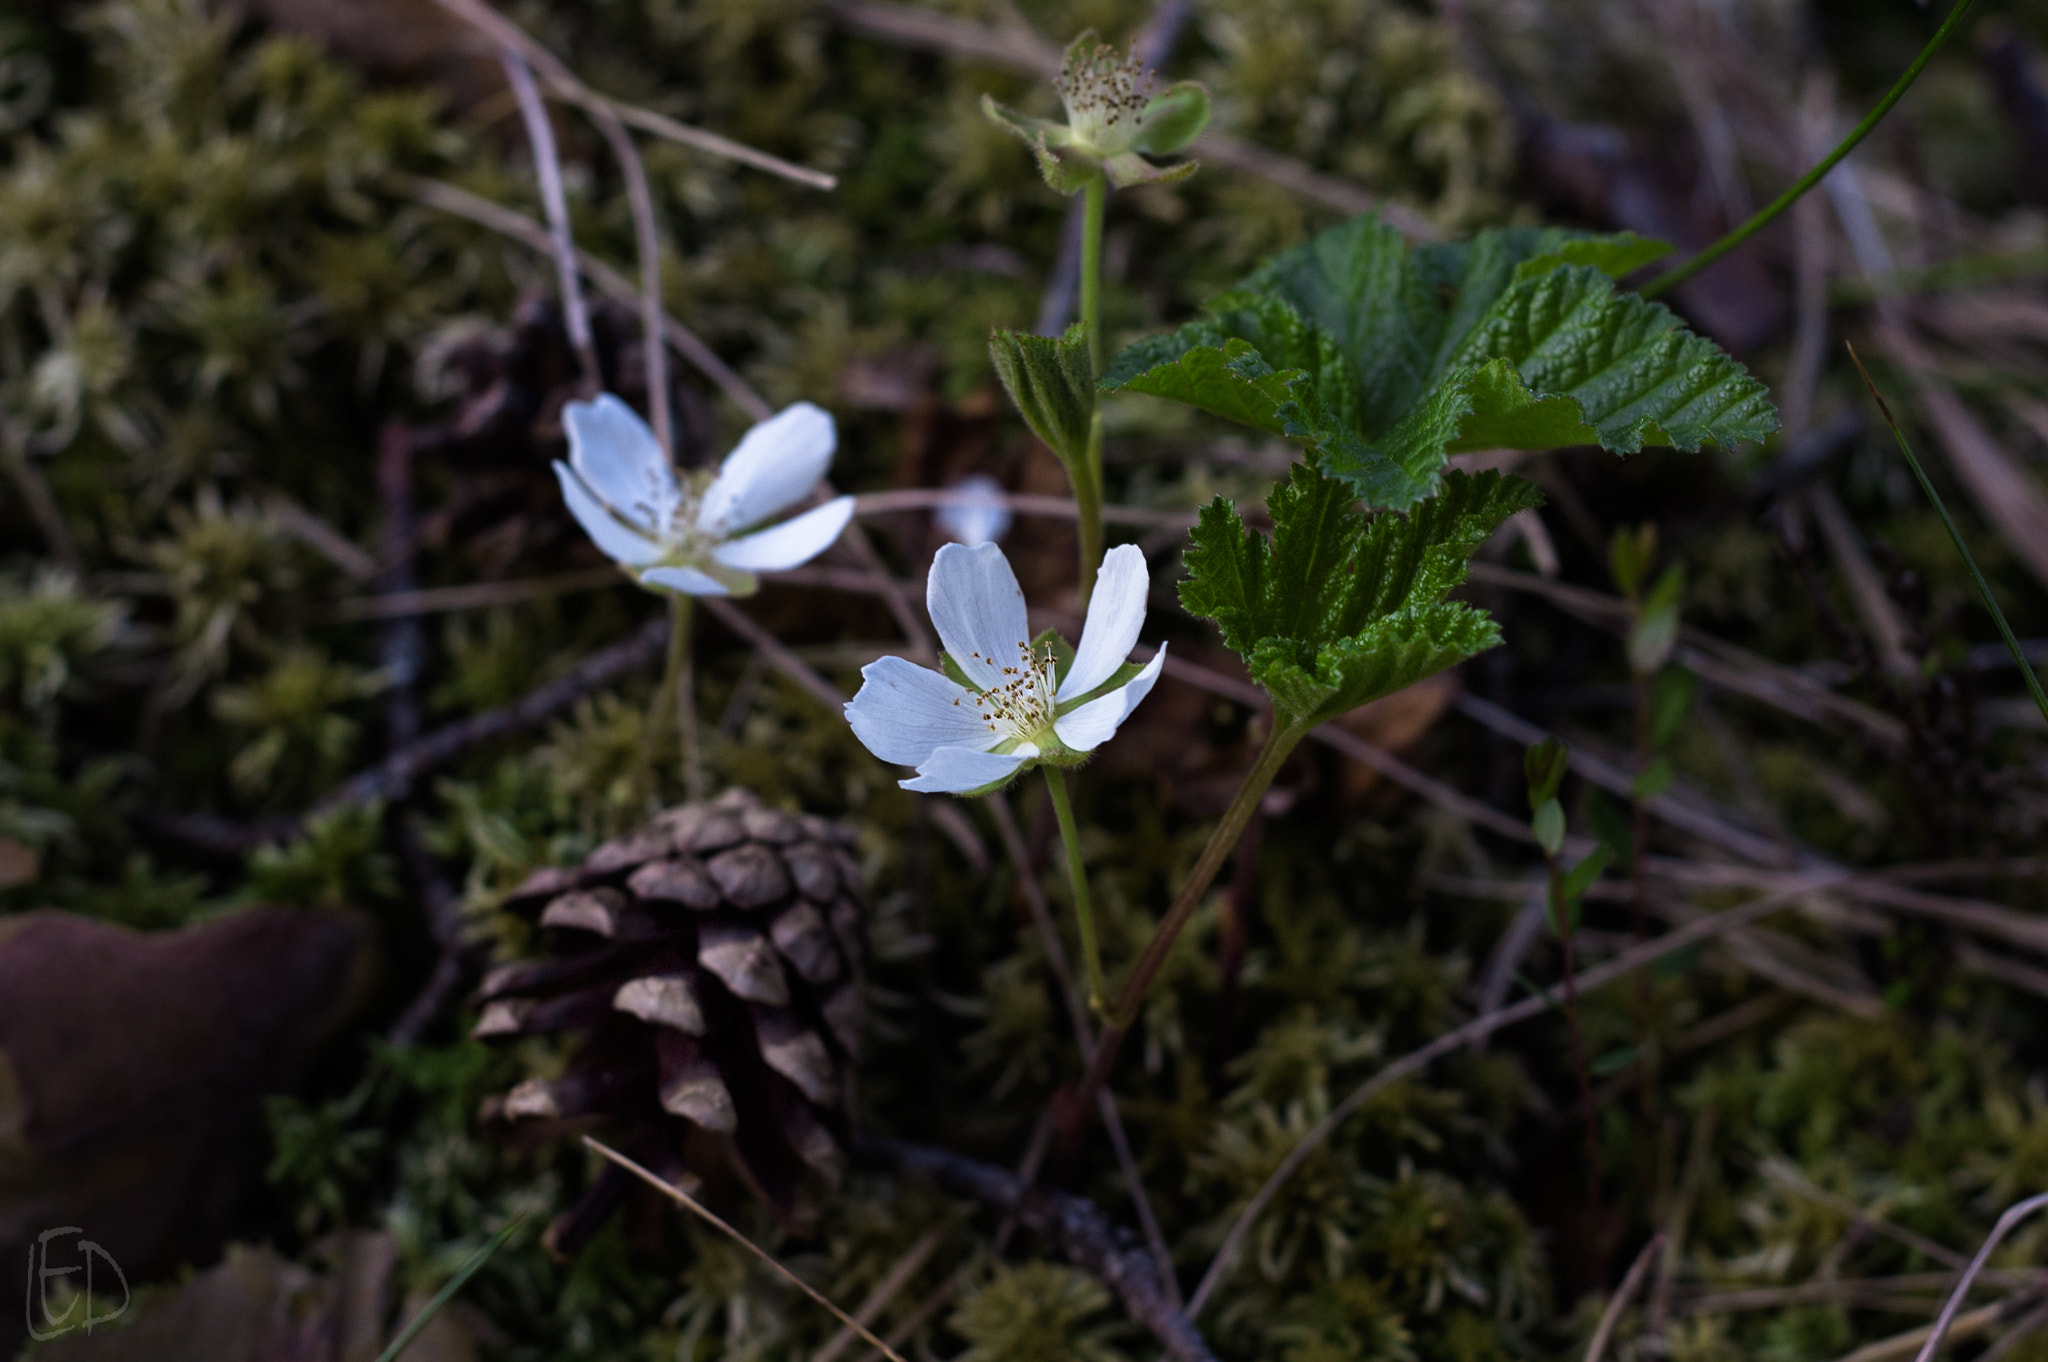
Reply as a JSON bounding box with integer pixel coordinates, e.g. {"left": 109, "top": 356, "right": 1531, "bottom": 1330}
{"left": 1059, "top": 543, "right": 1150, "bottom": 700}
{"left": 555, "top": 462, "right": 665, "bottom": 567}
{"left": 697, "top": 402, "right": 836, "bottom": 536}
{"left": 901, "top": 745, "right": 1031, "bottom": 794}
{"left": 845, "top": 655, "right": 997, "bottom": 766}
{"left": 936, "top": 474, "right": 1013, "bottom": 546}
{"left": 565, "top": 394, "right": 678, "bottom": 533}
{"left": 712, "top": 496, "right": 854, "bottom": 572}
{"left": 641, "top": 565, "right": 731, "bottom": 596}
{"left": 1054, "top": 645, "right": 1165, "bottom": 752}
{"left": 926, "top": 541, "right": 1030, "bottom": 691}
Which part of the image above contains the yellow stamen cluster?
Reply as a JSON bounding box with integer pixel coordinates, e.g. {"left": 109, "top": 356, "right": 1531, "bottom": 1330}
{"left": 959, "top": 639, "right": 1061, "bottom": 743}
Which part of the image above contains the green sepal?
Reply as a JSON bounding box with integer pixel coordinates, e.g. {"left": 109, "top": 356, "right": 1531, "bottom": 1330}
{"left": 1133, "top": 82, "right": 1209, "bottom": 156}
{"left": 980, "top": 94, "right": 1070, "bottom": 148}
{"left": 939, "top": 652, "right": 977, "bottom": 690}
{"left": 1180, "top": 465, "right": 1543, "bottom": 728}
{"left": 990, "top": 324, "right": 1095, "bottom": 472}
{"left": 1101, "top": 151, "right": 1198, "bottom": 189}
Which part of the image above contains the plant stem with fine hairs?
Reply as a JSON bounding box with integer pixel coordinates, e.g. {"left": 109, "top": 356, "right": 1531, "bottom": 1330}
{"left": 1075, "top": 170, "right": 1109, "bottom": 608}
{"left": 1044, "top": 766, "right": 1108, "bottom": 1012}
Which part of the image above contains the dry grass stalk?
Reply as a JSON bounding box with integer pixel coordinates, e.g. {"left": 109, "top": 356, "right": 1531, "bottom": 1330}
{"left": 496, "top": 45, "right": 599, "bottom": 385}
{"left": 1585, "top": 1232, "right": 1666, "bottom": 1362}
{"left": 584, "top": 1136, "right": 910, "bottom": 1362}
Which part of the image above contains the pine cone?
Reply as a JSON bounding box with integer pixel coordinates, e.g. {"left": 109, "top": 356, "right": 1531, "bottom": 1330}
{"left": 475, "top": 789, "right": 865, "bottom": 1249}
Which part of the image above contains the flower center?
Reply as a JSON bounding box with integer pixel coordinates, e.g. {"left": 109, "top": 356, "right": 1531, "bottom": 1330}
{"left": 1056, "top": 41, "right": 1151, "bottom": 155}
{"left": 640, "top": 471, "right": 717, "bottom": 562}
{"left": 966, "top": 639, "right": 1061, "bottom": 748}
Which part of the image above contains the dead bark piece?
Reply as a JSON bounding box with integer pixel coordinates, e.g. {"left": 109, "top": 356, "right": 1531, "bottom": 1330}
{"left": 612, "top": 973, "right": 707, "bottom": 1035}
{"left": 656, "top": 1032, "right": 738, "bottom": 1132}
{"left": 705, "top": 843, "right": 793, "bottom": 908}
{"left": 697, "top": 924, "right": 791, "bottom": 1005}
{"left": 755, "top": 1008, "right": 838, "bottom": 1106}
{"left": 769, "top": 904, "right": 843, "bottom": 984}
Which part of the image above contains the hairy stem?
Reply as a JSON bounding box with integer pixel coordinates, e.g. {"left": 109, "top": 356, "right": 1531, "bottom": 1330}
{"left": 1076, "top": 171, "right": 1108, "bottom": 608}
{"left": 673, "top": 593, "right": 705, "bottom": 802}
{"left": 1075, "top": 413, "right": 1106, "bottom": 608}
{"left": 1044, "top": 766, "right": 1109, "bottom": 1013}
{"left": 1641, "top": 0, "right": 1978, "bottom": 298}
{"left": 1060, "top": 718, "right": 1305, "bottom": 1139}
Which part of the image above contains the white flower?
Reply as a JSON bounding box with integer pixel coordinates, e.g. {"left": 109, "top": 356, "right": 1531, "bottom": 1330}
{"left": 935, "top": 474, "right": 1013, "bottom": 547}
{"left": 553, "top": 393, "right": 855, "bottom": 597}
{"left": 845, "top": 541, "right": 1166, "bottom": 794}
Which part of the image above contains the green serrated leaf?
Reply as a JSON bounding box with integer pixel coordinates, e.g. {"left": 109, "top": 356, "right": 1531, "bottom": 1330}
{"left": 1513, "top": 232, "right": 1674, "bottom": 282}
{"left": 990, "top": 325, "right": 1095, "bottom": 471}
{"left": 1106, "top": 216, "right": 1777, "bottom": 508}
{"left": 1180, "top": 466, "right": 1543, "bottom": 727}
{"left": 1099, "top": 291, "right": 1360, "bottom": 441}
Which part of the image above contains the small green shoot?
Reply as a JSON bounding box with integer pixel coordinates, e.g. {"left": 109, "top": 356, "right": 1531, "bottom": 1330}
{"left": 1846, "top": 343, "right": 2048, "bottom": 726}
{"left": 372, "top": 1213, "right": 526, "bottom": 1362}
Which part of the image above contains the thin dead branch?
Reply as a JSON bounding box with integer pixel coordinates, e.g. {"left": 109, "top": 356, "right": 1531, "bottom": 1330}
{"left": 1586, "top": 1233, "right": 1665, "bottom": 1362}
{"left": 497, "top": 45, "right": 599, "bottom": 385}
{"left": 431, "top": 0, "right": 836, "bottom": 189}
{"left": 403, "top": 175, "right": 769, "bottom": 419}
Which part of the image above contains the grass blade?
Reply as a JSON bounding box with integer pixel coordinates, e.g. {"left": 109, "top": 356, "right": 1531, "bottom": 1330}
{"left": 1846, "top": 343, "right": 2048, "bottom": 726}
{"left": 1642, "top": 0, "right": 1978, "bottom": 299}
{"left": 373, "top": 1214, "right": 526, "bottom": 1362}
